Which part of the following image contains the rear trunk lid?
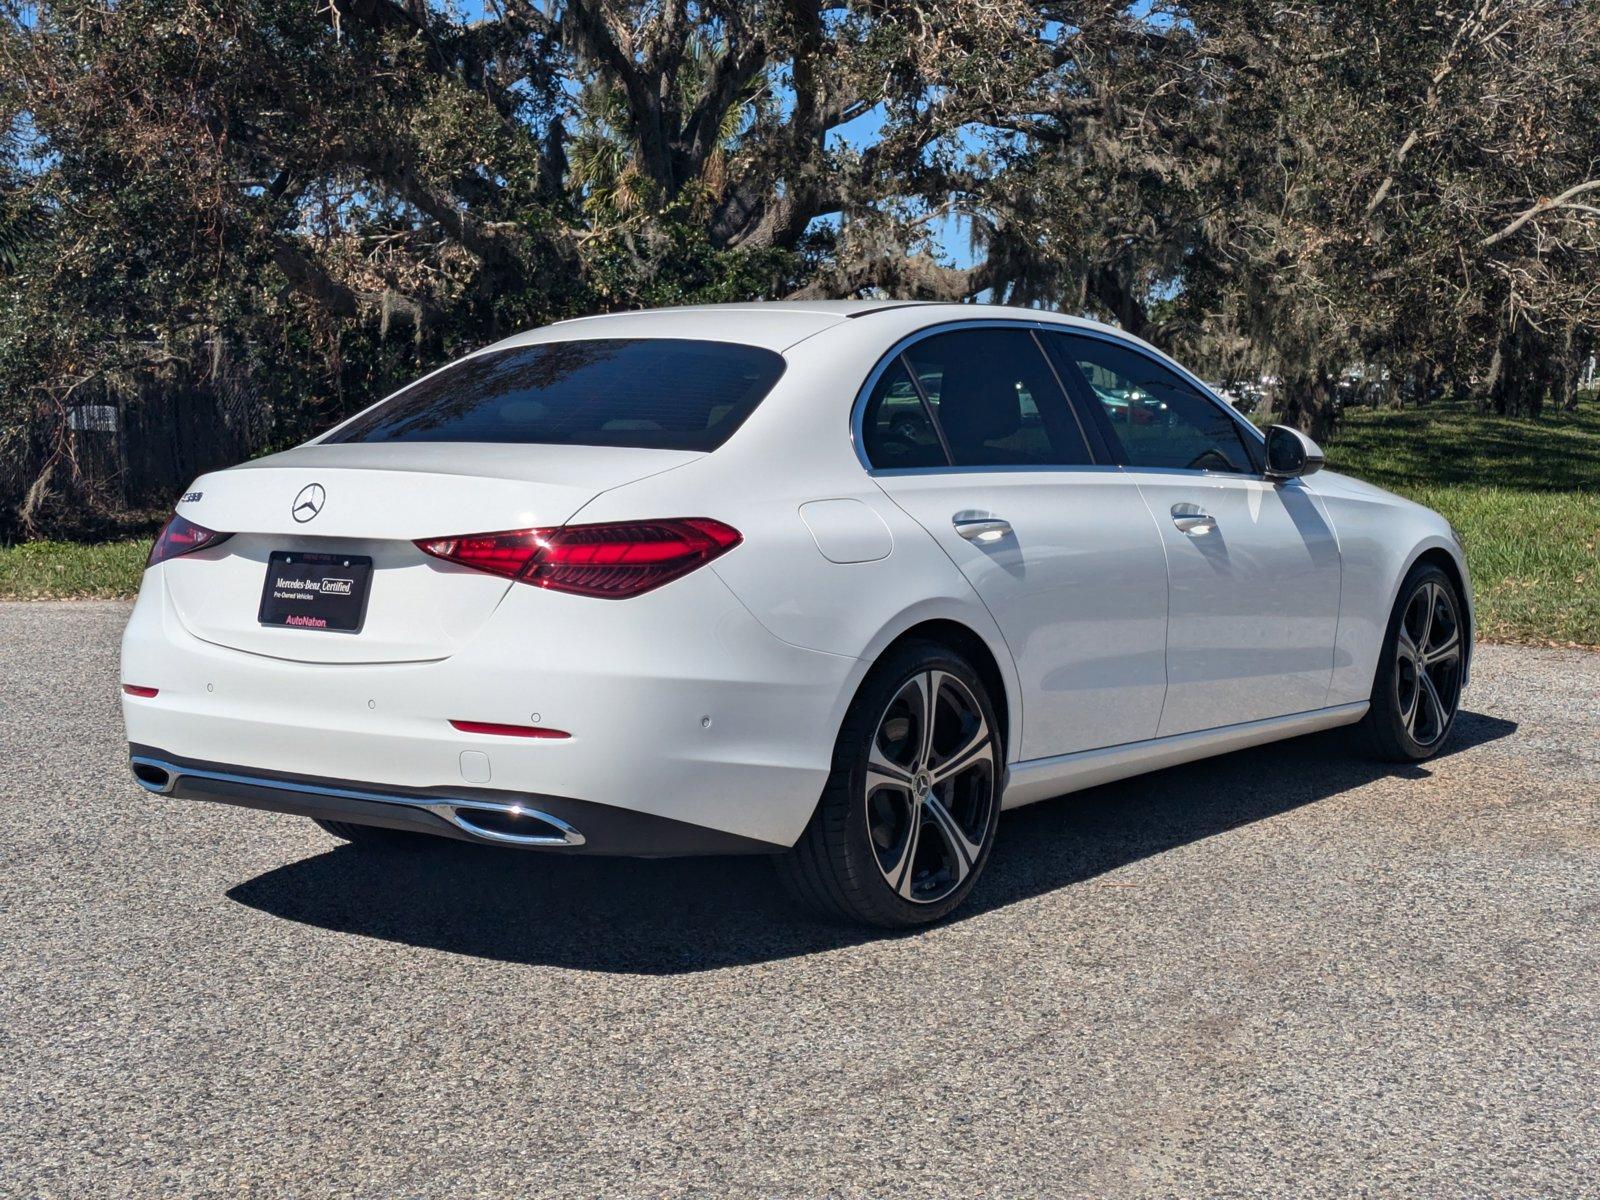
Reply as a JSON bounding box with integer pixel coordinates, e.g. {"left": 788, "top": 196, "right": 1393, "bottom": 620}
{"left": 162, "top": 442, "right": 700, "bottom": 663}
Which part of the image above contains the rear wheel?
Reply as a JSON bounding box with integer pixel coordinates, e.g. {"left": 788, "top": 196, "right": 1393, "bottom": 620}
{"left": 780, "top": 640, "right": 1003, "bottom": 928}
{"left": 1360, "top": 563, "right": 1466, "bottom": 762}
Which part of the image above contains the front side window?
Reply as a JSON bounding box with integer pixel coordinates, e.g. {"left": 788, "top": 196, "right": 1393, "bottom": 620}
{"left": 327, "top": 338, "right": 786, "bottom": 452}
{"left": 900, "top": 328, "right": 1092, "bottom": 467}
{"left": 1046, "top": 334, "right": 1256, "bottom": 474}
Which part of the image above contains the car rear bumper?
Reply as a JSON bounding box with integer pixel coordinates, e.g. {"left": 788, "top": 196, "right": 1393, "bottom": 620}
{"left": 121, "top": 565, "right": 862, "bottom": 849}
{"left": 129, "top": 746, "right": 782, "bottom": 855}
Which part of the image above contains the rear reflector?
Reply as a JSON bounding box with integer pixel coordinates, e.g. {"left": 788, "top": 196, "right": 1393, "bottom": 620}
{"left": 148, "top": 513, "right": 232, "bottom": 568}
{"left": 450, "top": 719, "right": 571, "bottom": 740}
{"left": 122, "top": 684, "right": 159, "bottom": 698}
{"left": 417, "top": 518, "right": 741, "bottom": 598}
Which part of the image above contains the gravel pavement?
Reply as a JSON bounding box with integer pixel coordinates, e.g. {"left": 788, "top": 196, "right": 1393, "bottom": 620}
{"left": 1, "top": 601, "right": 1596, "bottom": 1198}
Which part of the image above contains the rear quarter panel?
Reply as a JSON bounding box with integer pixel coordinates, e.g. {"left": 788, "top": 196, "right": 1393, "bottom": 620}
{"left": 563, "top": 318, "right": 1028, "bottom": 764}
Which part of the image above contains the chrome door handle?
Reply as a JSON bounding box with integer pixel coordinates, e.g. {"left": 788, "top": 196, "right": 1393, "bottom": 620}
{"left": 1170, "top": 503, "right": 1216, "bottom": 535}
{"left": 953, "top": 517, "right": 1013, "bottom": 543}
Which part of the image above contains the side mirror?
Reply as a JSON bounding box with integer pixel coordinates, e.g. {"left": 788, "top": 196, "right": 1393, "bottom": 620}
{"left": 1264, "top": 424, "right": 1325, "bottom": 481}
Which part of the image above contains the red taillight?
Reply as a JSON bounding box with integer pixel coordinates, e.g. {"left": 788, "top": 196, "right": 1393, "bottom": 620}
{"left": 147, "top": 513, "right": 231, "bottom": 568}
{"left": 122, "top": 684, "right": 159, "bottom": 698}
{"left": 416, "top": 518, "right": 742, "bottom": 598}
{"left": 450, "top": 719, "right": 571, "bottom": 739}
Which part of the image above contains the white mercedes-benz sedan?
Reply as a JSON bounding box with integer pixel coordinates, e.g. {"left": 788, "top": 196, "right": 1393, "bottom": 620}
{"left": 122, "top": 301, "right": 1472, "bottom": 927}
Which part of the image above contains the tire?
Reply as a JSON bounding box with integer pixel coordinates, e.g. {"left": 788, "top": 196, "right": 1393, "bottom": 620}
{"left": 312, "top": 818, "right": 431, "bottom": 847}
{"left": 779, "top": 639, "right": 1004, "bottom": 928}
{"left": 1359, "top": 562, "right": 1466, "bottom": 762}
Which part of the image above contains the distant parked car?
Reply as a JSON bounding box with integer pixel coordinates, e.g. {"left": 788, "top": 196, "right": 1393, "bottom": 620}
{"left": 1207, "top": 380, "right": 1264, "bottom": 415}
{"left": 1091, "top": 383, "right": 1168, "bottom": 425}
{"left": 122, "top": 302, "right": 1473, "bottom": 927}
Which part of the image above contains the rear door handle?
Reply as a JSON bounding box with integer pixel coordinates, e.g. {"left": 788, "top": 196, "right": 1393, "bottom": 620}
{"left": 953, "top": 517, "right": 1013, "bottom": 543}
{"left": 1170, "top": 503, "right": 1216, "bottom": 535}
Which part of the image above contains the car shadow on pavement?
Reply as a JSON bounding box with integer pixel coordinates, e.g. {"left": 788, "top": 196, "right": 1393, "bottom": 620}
{"left": 227, "top": 709, "right": 1516, "bottom": 975}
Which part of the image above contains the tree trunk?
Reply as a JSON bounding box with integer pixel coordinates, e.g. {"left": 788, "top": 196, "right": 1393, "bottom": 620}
{"left": 1487, "top": 321, "right": 1549, "bottom": 418}
{"left": 1272, "top": 366, "right": 1339, "bottom": 441}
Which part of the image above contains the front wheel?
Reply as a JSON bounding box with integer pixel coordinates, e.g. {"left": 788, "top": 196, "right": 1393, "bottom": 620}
{"left": 779, "top": 640, "right": 1003, "bottom": 928}
{"left": 1359, "top": 563, "right": 1466, "bottom": 762}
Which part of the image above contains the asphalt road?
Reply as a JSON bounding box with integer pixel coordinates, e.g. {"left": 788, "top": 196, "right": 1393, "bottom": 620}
{"left": 1, "top": 601, "right": 1596, "bottom": 1198}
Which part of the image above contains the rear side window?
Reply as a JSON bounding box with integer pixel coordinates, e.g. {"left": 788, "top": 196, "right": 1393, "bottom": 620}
{"left": 327, "top": 339, "right": 786, "bottom": 451}
{"left": 861, "top": 357, "right": 948, "bottom": 468}
{"left": 901, "top": 329, "right": 1092, "bottom": 467}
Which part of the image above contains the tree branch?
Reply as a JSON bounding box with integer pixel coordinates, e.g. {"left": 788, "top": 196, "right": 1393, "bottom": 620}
{"left": 787, "top": 253, "right": 994, "bottom": 301}
{"left": 1364, "top": 0, "right": 1498, "bottom": 218}
{"left": 561, "top": 0, "right": 673, "bottom": 188}
{"left": 332, "top": 0, "right": 453, "bottom": 76}
{"left": 270, "top": 238, "right": 439, "bottom": 334}
{"left": 680, "top": 35, "right": 770, "bottom": 175}
{"left": 1480, "top": 180, "right": 1600, "bottom": 248}
{"left": 356, "top": 149, "right": 527, "bottom": 272}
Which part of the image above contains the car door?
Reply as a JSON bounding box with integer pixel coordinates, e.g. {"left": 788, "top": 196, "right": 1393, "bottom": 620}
{"left": 860, "top": 324, "right": 1170, "bottom": 760}
{"left": 1044, "top": 332, "right": 1341, "bottom": 736}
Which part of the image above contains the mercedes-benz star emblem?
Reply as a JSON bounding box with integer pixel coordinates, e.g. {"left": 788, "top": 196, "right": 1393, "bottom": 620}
{"left": 292, "top": 483, "right": 326, "bottom": 523}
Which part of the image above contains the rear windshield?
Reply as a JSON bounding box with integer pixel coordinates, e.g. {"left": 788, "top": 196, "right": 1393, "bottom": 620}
{"left": 326, "top": 338, "right": 786, "bottom": 451}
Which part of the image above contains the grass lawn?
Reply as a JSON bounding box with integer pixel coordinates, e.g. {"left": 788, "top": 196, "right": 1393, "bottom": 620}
{"left": 1324, "top": 398, "right": 1600, "bottom": 647}
{"left": 0, "top": 538, "right": 149, "bottom": 600}
{"left": 2, "top": 399, "right": 1596, "bottom": 645}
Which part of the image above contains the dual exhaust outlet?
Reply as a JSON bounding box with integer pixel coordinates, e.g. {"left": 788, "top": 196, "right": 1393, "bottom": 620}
{"left": 130, "top": 757, "right": 585, "bottom": 848}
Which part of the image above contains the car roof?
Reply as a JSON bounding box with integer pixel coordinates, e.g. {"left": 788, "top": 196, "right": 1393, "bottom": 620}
{"left": 553, "top": 299, "right": 918, "bottom": 322}
{"left": 488, "top": 300, "right": 1149, "bottom": 355}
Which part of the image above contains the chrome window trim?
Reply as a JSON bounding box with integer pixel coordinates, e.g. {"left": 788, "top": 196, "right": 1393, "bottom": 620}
{"left": 849, "top": 316, "right": 1267, "bottom": 478}
{"left": 866, "top": 462, "right": 1129, "bottom": 478}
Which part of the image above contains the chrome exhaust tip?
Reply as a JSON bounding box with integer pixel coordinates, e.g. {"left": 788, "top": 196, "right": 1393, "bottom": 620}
{"left": 130, "top": 759, "right": 176, "bottom": 794}
{"left": 443, "top": 801, "right": 586, "bottom": 847}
